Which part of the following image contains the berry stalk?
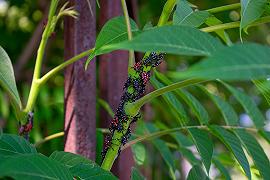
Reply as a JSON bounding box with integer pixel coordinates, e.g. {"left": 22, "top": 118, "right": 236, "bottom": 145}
{"left": 101, "top": 0, "right": 176, "bottom": 171}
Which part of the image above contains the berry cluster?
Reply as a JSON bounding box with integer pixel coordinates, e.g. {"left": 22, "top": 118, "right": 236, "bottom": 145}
{"left": 102, "top": 52, "right": 165, "bottom": 159}
{"left": 19, "top": 111, "right": 34, "bottom": 140}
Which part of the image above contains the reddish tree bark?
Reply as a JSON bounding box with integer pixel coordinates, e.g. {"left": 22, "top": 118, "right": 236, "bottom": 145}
{"left": 99, "top": 0, "right": 136, "bottom": 179}
{"left": 64, "top": 0, "right": 96, "bottom": 160}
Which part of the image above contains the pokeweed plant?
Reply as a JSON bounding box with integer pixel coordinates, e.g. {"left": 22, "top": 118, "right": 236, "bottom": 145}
{"left": 1, "top": 0, "right": 270, "bottom": 179}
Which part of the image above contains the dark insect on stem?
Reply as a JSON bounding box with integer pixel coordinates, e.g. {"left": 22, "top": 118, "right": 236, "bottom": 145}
{"left": 19, "top": 111, "right": 34, "bottom": 141}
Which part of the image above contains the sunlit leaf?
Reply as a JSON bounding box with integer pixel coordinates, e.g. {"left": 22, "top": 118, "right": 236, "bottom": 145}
{"left": 131, "top": 143, "right": 146, "bottom": 165}
{"left": 234, "top": 129, "right": 270, "bottom": 179}
{"left": 210, "top": 126, "right": 251, "bottom": 180}
{"left": 189, "top": 128, "right": 213, "bottom": 173}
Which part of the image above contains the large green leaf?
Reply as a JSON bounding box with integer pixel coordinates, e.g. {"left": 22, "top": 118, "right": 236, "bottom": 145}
{"left": 234, "top": 129, "right": 270, "bottom": 179}
{"left": 102, "top": 26, "right": 224, "bottom": 57}
{"left": 187, "top": 165, "right": 209, "bottom": 180}
{"left": 188, "top": 128, "right": 213, "bottom": 173}
{"left": 131, "top": 167, "right": 145, "bottom": 180}
{"left": 240, "top": 0, "right": 267, "bottom": 32}
{"left": 198, "top": 85, "right": 238, "bottom": 126}
{"left": 49, "top": 151, "right": 94, "bottom": 168}
{"left": 0, "top": 133, "right": 37, "bottom": 157}
{"left": 70, "top": 163, "right": 117, "bottom": 180}
{"left": 145, "top": 123, "right": 176, "bottom": 179}
{"left": 210, "top": 126, "right": 251, "bottom": 180}
{"left": 222, "top": 82, "right": 265, "bottom": 128}
{"left": 169, "top": 43, "right": 270, "bottom": 81}
{"left": 151, "top": 77, "right": 188, "bottom": 125}
{"left": 173, "top": 0, "right": 210, "bottom": 27}
{"left": 0, "top": 46, "right": 21, "bottom": 111}
{"left": 131, "top": 143, "right": 146, "bottom": 165}
{"left": 0, "top": 154, "right": 73, "bottom": 180}
{"left": 86, "top": 16, "right": 139, "bottom": 67}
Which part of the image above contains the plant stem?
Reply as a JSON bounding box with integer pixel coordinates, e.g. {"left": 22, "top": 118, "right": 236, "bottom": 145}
{"left": 101, "top": 0, "right": 177, "bottom": 171}
{"left": 39, "top": 48, "right": 94, "bottom": 85}
{"left": 23, "top": 1, "right": 59, "bottom": 114}
{"left": 125, "top": 79, "right": 205, "bottom": 117}
{"left": 35, "top": 132, "right": 64, "bottom": 147}
{"left": 201, "top": 16, "right": 270, "bottom": 33}
{"left": 121, "top": 0, "right": 135, "bottom": 67}
{"left": 122, "top": 125, "right": 258, "bottom": 150}
{"left": 206, "top": 3, "right": 240, "bottom": 14}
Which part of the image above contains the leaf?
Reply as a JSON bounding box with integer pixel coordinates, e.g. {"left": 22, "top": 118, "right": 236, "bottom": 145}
{"left": 131, "top": 167, "right": 145, "bottom": 180}
{"left": 198, "top": 85, "right": 238, "bottom": 126}
{"left": 86, "top": 16, "right": 139, "bottom": 67}
{"left": 259, "top": 130, "right": 270, "bottom": 144}
{"left": 188, "top": 128, "right": 213, "bottom": 173}
{"left": 131, "top": 143, "right": 146, "bottom": 165}
{"left": 212, "top": 158, "right": 231, "bottom": 180}
{"left": 0, "top": 153, "right": 73, "bottom": 179}
{"left": 210, "top": 126, "right": 251, "bottom": 180}
{"left": 234, "top": 129, "right": 270, "bottom": 179}
{"left": 222, "top": 82, "right": 265, "bottom": 128}
{"left": 151, "top": 77, "right": 188, "bottom": 125}
{"left": 169, "top": 43, "right": 270, "bottom": 81}
{"left": 253, "top": 79, "right": 270, "bottom": 105}
{"left": 0, "top": 133, "right": 37, "bottom": 157}
{"left": 173, "top": 0, "right": 210, "bottom": 27}
{"left": 204, "top": 16, "right": 232, "bottom": 45}
{"left": 187, "top": 165, "right": 209, "bottom": 180}
{"left": 102, "top": 26, "right": 224, "bottom": 57}
{"left": 0, "top": 46, "right": 22, "bottom": 112}
{"left": 154, "top": 71, "right": 209, "bottom": 125}
{"left": 145, "top": 123, "right": 176, "bottom": 179}
{"left": 49, "top": 151, "right": 94, "bottom": 168}
{"left": 173, "top": 132, "right": 193, "bottom": 147}
{"left": 240, "top": 0, "right": 267, "bottom": 32}
{"left": 70, "top": 163, "right": 117, "bottom": 180}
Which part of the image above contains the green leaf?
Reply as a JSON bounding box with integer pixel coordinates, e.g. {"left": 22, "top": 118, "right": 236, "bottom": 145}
{"left": 222, "top": 82, "right": 265, "bottom": 128}
{"left": 210, "top": 126, "right": 251, "bottom": 180}
{"left": 86, "top": 16, "right": 139, "bottom": 67}
{"left": 145, "top": 123, "right": 176, "bottom": 179}
{"left": 187, "top": 165, "right": 209, "bottom": 180}
{"left": 212, "top": 158, "right": 231, "bottom": 180}
{"left": 70, "top": 163, "right": 117, "bottom": 180}
{"left": 151, "top": 77, "right": 188, "bottom": 125}
{"left": 240, "top": 0, "right": 267, "bottom": 32}
{"left": 102, "top": 26, "right": 224, "bottom": 57}
{"left": 131, "top": 167, "right": 145, "bottom": 180}
{"left": 0, "top": 153, "right": 73, "bottom": 179}
{"left": 204, "top": 16, "right": 232, "bottom": 45}
{"left": 173, "top": 132, "right": 193, "bottom": 147}
{"left": 0, "top": 46, "right": 22, "bottom": 113}
{"left": 169, "top": 43, "right": 270, "bottom": 81}
{"left": 198, "top": 85, "right": 238, "bottom": 126}
{"left": 253, "top": 79, "right": 270, "bottom": 105}
{"left": 131, "top": 143, "right": 146, "bottom": 165}
{"left": 178, "top": 90, "right": 209, "bottom": 125}
{"left": 188, "top": 128, "right": 213, "bottom": 173}
{"left": 0, "top": 134, "right": 37, "bottom": 157}
{"left": 234, "top": 129, "right": 270, "bottom": 179}
{"left": 259, "top": 130, "right": 270, "bottom": 143}
{"left": 154, "top": 70, "right": 209, "bottom": 125}
{"left": 173, "top": 0, "right": 210, "bottom": 27}
{"left": 49, "top": 151, "right": 94, "bottom": 168}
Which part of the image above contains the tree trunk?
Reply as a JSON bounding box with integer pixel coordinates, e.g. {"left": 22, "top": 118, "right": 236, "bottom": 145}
{"left": 64, "top": 0, "right": 96, "bottom": 160}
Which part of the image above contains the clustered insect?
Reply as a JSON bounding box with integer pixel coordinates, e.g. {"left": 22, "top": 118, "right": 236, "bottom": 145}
{"left": 19, "top": 111, "right": 34, "bottom": 140}
{"left": 102, "top": 52, "right": 165, "bottom": 160}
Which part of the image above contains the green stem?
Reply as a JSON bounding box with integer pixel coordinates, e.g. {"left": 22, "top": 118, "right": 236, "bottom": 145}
{"left": 35, "top": 132, "right": 64, "bottom": 147}
{"left": 206, "top": 3, "right": 240, "bottom": 14}
{"left": 122, "top": 125, "right": 258, "bottom": 150}
{"left": 201, "top": 16, "right": 270, "bottom": 33}
{"left": 23, "top": 0, "right": 59, "bottom": 114}
{"left": 121, "top": 0, "right": 135, "bottom": 67}
{"left": 125, "top": 79, "right": 205, "bottom": 117}
{"left": 39, "top": 48, "right": 94, "bottom": 85}
{"left": 101, "top": 0, "right": 177, "bottom": 171}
